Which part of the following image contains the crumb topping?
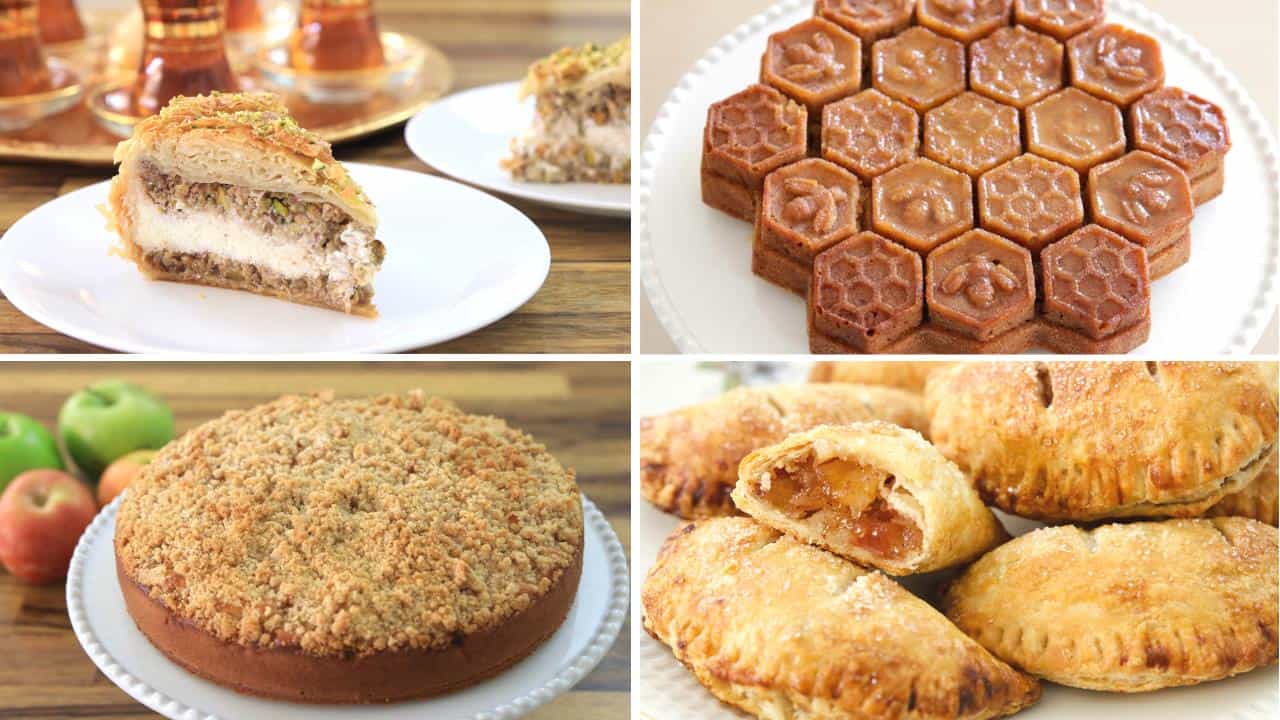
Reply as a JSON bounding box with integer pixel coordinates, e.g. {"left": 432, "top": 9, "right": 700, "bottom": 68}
{"left": 520, "top": 35, "right": 630, "bottom": 99}
{"left": 115, "top": 391, "right": 583, "bottom": 657}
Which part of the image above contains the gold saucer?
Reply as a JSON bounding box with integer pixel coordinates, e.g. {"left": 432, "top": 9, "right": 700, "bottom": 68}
{"left": 254, "top": 31, "right": 429, "bottom": 104}
{"left": 0, "top": 59, "right": 83, "bottom": 132}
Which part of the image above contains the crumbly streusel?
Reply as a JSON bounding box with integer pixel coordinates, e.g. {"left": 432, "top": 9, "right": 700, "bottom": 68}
{"left": 115, "top": 391, "right": 583, "bottom": 658}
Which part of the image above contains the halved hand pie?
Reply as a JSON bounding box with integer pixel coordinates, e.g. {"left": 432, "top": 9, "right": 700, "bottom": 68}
{"left": 643, "top": 518, "right": 1041, "bottom": 720}
{"left": 925, "top": 362, "right": 1277, "bottom": 521}
{"left": 941, "top": 518, "right": 1278, "bottom": 692}
{"left": 640, "top": 384, "right": 927, "bottom": 519}
{"left": 732, "top": 422, "right": 1006, "bottom": 575}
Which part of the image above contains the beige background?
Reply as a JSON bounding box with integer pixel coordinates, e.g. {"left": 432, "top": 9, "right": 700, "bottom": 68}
{"left": 638, "top": 0, "right": 1280, "bottom": 355}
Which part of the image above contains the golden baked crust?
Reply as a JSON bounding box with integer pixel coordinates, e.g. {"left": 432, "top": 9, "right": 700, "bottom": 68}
{"left": 115, "top": 391, "right": 583, "bottom": 658}
{"left": 941, "top": 518, "right": 1279, "bottom": 692}
{"left": 733, "top": 422, "right": 1006, "bottom": 575}
{"left": 924, "top": 362, "right": 1277, "bottom": 521}
{"left": 809, "top": 362, "right": 952, "bottom": 393}
{"left": 642, "top": 518, "right": 1041, "bottom": 719}
{"left": 111, "top": 92, "right": 374, "bottom": 227}
{"left": 518, "top": 35, "right": 630, "bottom": 100}
{"left": 1206, "top": 448, "right": 1279, "bottom": 525}
{"left": 640, "top": 384, "right": 928, "bottom": 519}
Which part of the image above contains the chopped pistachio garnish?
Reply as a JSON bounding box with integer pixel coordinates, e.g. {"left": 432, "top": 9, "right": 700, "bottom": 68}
{"left": 271, "top": 198, "right": 290, "bottom": 219}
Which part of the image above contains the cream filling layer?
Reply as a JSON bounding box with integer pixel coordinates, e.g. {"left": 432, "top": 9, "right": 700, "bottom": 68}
{"left": 128, "top": 184, "right": 375, "bottom": 284}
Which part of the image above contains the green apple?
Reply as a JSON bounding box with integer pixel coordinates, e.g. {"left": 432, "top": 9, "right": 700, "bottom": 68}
{"left": 58, "top": 381, "right": 175, "bottom": 481}
{"left": 0, "top": 413, "right": 63, "bottom": 492}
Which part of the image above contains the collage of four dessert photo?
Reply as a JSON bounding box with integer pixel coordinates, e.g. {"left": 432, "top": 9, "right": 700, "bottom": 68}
{"left": 0, "top": 1, "right": 1275, "bottom": 719}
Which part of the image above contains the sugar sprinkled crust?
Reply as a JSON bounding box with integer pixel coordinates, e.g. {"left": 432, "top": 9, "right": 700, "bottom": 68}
{"left": 941, "top": 518, "right": 1279, "bottom": 692}
{"left": 924, "top": 362, "right": 1278, "bottom": 521}
{"left": 115, "top": 391, "right": 583, "bottom": 658}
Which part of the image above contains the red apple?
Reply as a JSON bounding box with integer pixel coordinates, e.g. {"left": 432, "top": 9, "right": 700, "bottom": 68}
{"left": 0, "top": 469, "right": 97, "bottom": 584}
{"left": 98, "top": 449, "right": 157, "bottom": 506}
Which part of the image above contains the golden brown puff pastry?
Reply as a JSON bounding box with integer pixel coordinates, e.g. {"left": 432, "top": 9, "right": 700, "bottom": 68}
{"left": 642, "top": 517, "right": 1041, "bottom": 720}
{"left": 924, "top": 362, "right": 1277, "bottom": 522}
{"left": 941, "top": 518, "right": 1279, "bottom": 692}
{"left": 641, "top": 384, "right": 928, "bottom": 519}
{"left": 809, "top": 362, "right": 951, "bottom": 394}
{"left": 1205, "top": 448, "right": 1278, "bottom": 526}
{"left": 732, "top": 422, "right": 1006, "bottom": 575}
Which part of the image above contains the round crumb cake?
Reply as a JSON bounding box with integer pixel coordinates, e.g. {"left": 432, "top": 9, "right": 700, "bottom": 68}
{"left": 114, "top": 391, "right": 584, "bottom": 703}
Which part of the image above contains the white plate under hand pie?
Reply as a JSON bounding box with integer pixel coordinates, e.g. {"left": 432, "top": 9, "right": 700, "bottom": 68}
{"left": 637, "top": 0, "right": 1279, "bottom": 355}
{"left": 0, "top": 163, "right": 550, "bottom": 354}
{"left": 69, "top": 495, "right": 629, "bottom": 720}
{"left": 405, "top": 82, "right": 630, "bottom": 217}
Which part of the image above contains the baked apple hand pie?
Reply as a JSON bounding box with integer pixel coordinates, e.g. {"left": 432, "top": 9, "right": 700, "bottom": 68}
{"left": 732, "top": 422, "right": 1006, "bottom": 575}
{"left": 642, "top": 518, "right": 1041, "bottom": 720}
{"left": 641, "top": 384, "right": 928, "bottom": 519}
{"left": 925, "top": 362, "right": 1278, "bottom": 522}
{"left": 1204, "top": 449, "right": 1278, "bottom": 526}
{"left": 942, "top": 518, "right": 1279, "bottom": 692}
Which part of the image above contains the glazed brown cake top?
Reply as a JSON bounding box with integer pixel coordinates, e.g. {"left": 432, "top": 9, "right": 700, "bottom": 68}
{"left": 115, "top": 391, "right": 584, "bottom": 658}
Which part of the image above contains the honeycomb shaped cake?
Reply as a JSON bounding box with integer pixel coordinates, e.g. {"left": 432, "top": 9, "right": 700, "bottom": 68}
{"left": 700, "top": 0, "right": 1230, "bottom": 354}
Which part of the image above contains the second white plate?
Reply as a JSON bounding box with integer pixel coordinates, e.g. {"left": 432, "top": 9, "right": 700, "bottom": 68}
{"left": 0, "top": 163, "right": 550, "bottom": 354}
{"left": 405, "top": 82, "right": 630, "bottom": 217}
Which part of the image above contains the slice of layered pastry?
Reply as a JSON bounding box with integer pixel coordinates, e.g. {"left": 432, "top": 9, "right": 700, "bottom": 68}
{"left": 107, "top": 92, "right": 385, "bottom": 316}
{"left": 503, "top": 36, "right": 630, "bottom": 183}
{"left": 643, "top": 518, "right": 1041, "bottom": 720}
{"left": 733, "top": 422, "right": 1007, "bottom": 575}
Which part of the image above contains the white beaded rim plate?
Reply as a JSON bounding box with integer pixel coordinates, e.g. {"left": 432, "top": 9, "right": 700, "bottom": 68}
{"left": 637, "top": 0, "right": 1280, "bottom": 355}
{"left": 67, "top": 494, "right": 629, "bottom": 720}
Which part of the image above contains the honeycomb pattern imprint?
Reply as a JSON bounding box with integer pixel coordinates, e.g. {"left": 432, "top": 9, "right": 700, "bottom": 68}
{"left": 1087, "top": 151, "right": 1193, "bottom": 250}
{"left": 979, "top": 154, "right": 1083, "bottom": 251}
{"left": 1131, "top": 87, "right": 1231, "bottom": 173}
{"left": 812, "top": 232, "right": 923, "bottom": 350}
{"left": 815, "top": 0, "right": 915, "bottom": 44}
{"left": 1013, "top": 0, "right": 1104, "bottom": 41}
{"left": 918, "top": 0, "right": 1013, "bottom": 43}
{"left": 762, "top": 17, "right": 862, "bottom": 113}
{"left": 761, "top": 158, "right": 862, "bottom": 254}
{"left": 924, "top": 92, "right": 1022, "bottom": 177}
{"left": 822, "top": 89, "right": 920, "bottom": 181}
{"left": 872, "top": 157, "right": 974, "bottom": 253}
{"left": 705, "top": 85, "right": 808, "bottom": 175}
{"left": 970, "top": 25, "right": 1064, "bottom": 109}
{"left": 926, "top": 229, "right": 1035, "bottom": 340}
{"left": 1042, "top": 225, "right": 1149, "bottom": 339}
{"left": 1026, "top": 87, "right": 1126, "bottom": 173}
{"left": 1068, "top": 24, "right": 1165, "bottom": 107}
{"left": 872, "top": 26, "right": 967, "bottom": 112}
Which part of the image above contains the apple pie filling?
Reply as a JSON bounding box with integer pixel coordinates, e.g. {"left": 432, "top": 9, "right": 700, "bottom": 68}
{"left": 754, "top": 455, "right": 922, "bottom": 560}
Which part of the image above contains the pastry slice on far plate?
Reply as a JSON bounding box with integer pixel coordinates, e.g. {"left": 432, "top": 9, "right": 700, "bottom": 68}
{"left": 108, "top": 92, "right": 386, "bottom": 316}
{"left": 733, "top": 421, "right": 1006, "bottom": 575}
{"left": 942, "top": 517, "right": 1279, "bottom": 692}
{"left": 643, "top": 518, "right": 1041, "bottom": 720}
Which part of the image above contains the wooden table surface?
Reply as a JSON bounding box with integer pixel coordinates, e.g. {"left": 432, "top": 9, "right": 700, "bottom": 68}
{"left": 0, "top": 362, "right": 630, "bottom": 718}
{"left": 0, "top": 0, "right": 631, "bottom": 354}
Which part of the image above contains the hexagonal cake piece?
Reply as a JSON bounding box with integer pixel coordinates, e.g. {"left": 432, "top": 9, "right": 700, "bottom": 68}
{"left": 917, "top": 0, "right": 1013, "bottom": 43}
{"left": 822, "top": 89, "right": 920, "bottom": 182}
{"left": 815, "top": 0, "right": 915, "bottom": 45}
{"left": 872, "top": 158, "right": 974, "bottom": 253}
{"left": 924, "top": 92, "right": 1021, "bottom": 177}
{"left": 1026, "top": 87, "right": 1125, "bottom": 173}
{"left": 926, "top": 229, "right": 1035, "bottom": 341}
{"left": 978, "top": 154, "right": 1083, "bottom": 252}
{"left": 1067, "top": 24, "right": 1165, "bottom": 107}
{"left": 1042, "top": 225, "right": 1150, "bottom": 340}
{"left": 871, "top": 26, "right": 966, "bottom": 112}
{"left": 1087, "top": 151, "right": 1193, "bottom": 275}
{"left": 1131, "top": 87, "right": 1232, "bottom": 205}
{"left": 809, "top": 231, "right": 923, "bottom": 351}
{"left": 1013, "top": 0, "right": 1104, "bottom": 41}
{"left": 970, "top": 25, "right": 1063, "bottom": 109}
{"left": 702, "top": 84, "right": 808, "bottom": 221}
{"left": 761, "top": 18, "right": 862, "bottom": 114}
{"left": 754, "top": 158, "right": 863, "bottom": 294}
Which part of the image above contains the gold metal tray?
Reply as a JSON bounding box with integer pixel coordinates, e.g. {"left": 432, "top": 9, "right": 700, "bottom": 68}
{"left": 0, "top": 29, "right": 452, "bottom": 166}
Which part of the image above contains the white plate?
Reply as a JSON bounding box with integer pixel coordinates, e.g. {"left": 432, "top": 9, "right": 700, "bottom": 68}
{"left": 638, "top": 0, "right": 1279, "bottom": 355}
{"left": 630, "top": 366, "right": 1280, "bottom": 720}
{"left": 405, "top": 82, "right": 630, "bottom": 217}
{"left": 68, "top": 494, "right": 629, "bottom": 720}
{"left": 0, "top": 163, "right": 550, "bottom": 354}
